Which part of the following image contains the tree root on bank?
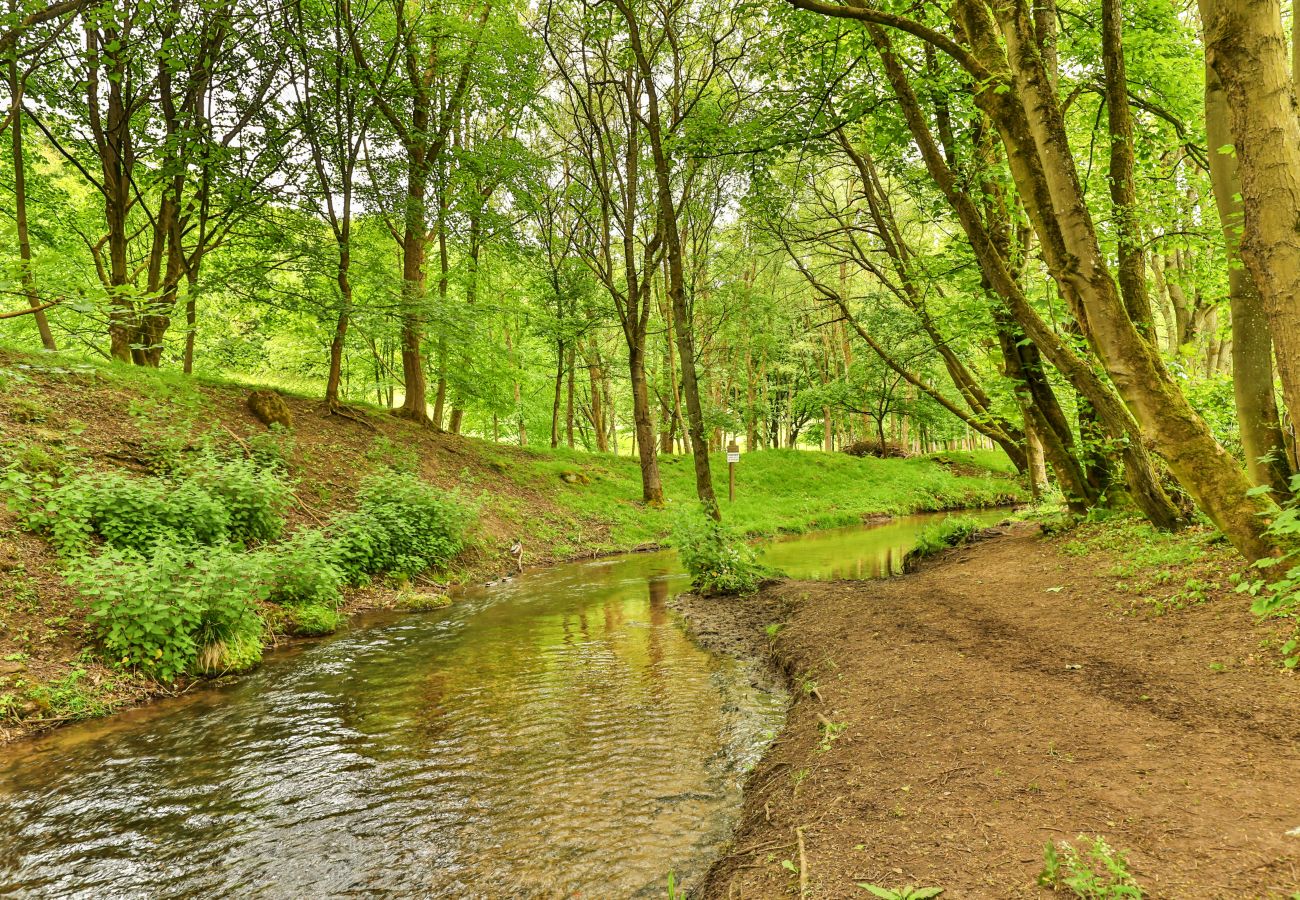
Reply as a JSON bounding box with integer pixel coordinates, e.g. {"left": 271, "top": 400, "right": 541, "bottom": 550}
{"left": 321, "top": 401, "right": 379, "bottom": 432}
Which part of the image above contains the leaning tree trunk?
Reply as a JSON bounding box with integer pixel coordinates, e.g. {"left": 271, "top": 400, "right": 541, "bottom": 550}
{"left": 940, "top": 4, "right": 1272, "bottom": 557}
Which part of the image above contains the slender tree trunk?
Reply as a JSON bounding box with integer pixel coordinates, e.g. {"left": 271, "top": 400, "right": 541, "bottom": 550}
{"left": 325, "top": 218, "right": 353, "bottom": 409}
{"left": 551, "top": 339, "right": 563, "bottom": 449}
{"left": 629, "top": 340, "right": 664, "bottom": 504}
{"left": 7, "top": 60, "right": 55, "bottom": 351}
{"left": 585, "top": 339, "right": 608, "bottom": 452}
{"left": 1101, "top": 0, "right": 1152, "bottom": 331}
{"left": 431, "top": 202, "right": 450, "bottom": 431}
{"left": 565, "top": 343, "right": 576, "bottom": 448}
{"left": 397, "top": 157, "right": 430, "bottom": 422}
{"left": 629, "top": 26, "right": 718, "bottom": 517}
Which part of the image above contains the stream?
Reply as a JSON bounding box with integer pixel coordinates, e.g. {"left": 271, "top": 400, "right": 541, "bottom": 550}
{"left": 0, "top": 508, "right": 1004, "bottom": 899}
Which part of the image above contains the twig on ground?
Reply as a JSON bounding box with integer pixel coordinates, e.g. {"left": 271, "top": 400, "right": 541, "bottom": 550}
{"left": 795, "top": 825, "right": 809, "bottom": 897}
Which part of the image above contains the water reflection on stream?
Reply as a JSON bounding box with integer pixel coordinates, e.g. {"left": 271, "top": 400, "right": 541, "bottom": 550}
{"left": 0, "top": 509, "right": 1003, "bottom": 898}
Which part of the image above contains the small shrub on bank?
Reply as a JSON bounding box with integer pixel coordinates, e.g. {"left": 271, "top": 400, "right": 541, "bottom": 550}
{"left": 261, "top": 530, "right": 343, "bottom": 607}
{"left": 331, "top": 471, "right": 475, "bottom": 582}
{"left": 911, "top": 515, "right": 981, "bottom": 558}
{"left": 282, "top": 604, "right": 343, "bottom": 636}
{"left": 673, "top": 510, "right": 777, "bottom": 596}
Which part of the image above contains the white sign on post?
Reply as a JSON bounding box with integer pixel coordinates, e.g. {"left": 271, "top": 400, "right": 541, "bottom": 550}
{"left": 727, "top": 451, "right": 740, "bottom": 463}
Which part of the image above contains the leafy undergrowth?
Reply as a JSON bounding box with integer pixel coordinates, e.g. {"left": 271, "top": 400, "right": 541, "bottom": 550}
{"left": 1052, "top": 514, "right": 1243, "bottom": 618}
{"left": 672, "top": 511, "right": 779, "bottom": 596}
{"left": 0, "top": 346, "right": 1024, "bottom": 740}
{"left": 902, "top": 514, "right": 984, "bottom": 571}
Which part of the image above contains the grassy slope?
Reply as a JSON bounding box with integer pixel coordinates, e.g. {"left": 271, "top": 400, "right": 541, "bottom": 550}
{"left": 0, "top": 347, "right": 1025, "bottom": 738}
{"left": 479, "top": 444, "right": 1021, "bottom": 555}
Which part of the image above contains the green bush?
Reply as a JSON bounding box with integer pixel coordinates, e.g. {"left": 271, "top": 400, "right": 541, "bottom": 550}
{"left": 186, "top": 455, "right": 288, "bottom": 545}
{"left": 4, "top": 453, "right": 288, "bottom": 556}
{"left": 1237, "top": 476, "right": 1300, "bottom": 666}
{"left": 70, "top": 544, "right": 270, "bottom": 681}
{"left": 331, "top": 471, "right": 474, "bottom": 581}
{"left": 284, "top": 604, "right": 343, "bottom": 636}
{"left": 673, "top": 510, "right": 776, "bottom": 596}
{"left": 260, "top": 530, "right": 343, "bottom": 607}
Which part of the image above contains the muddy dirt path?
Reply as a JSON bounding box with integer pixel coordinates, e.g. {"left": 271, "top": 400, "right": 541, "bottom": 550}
{"left": 698, "top": 525, "right": 1300, "bottom": 899}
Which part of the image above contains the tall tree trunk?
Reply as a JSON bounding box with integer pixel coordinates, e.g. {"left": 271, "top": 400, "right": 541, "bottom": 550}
{"left": 325, "top": 216, "right": 353, "bottom": 410}
{"left": 397, "top": 157, "right": 429, "bottom": 423}
{"left": 565, "top": 343, "right": 576, "bottom": 448}
{"left": 585, "top": 339, "right": 608, "bottom": 452}
{"left": 1100, "top": 0, "right": 1153, "bottom": 332}
{"left": 551, "top": 339, "right": 563, "bottom": 449}
{"left": 1202, "top": 0, "right": 1300, "bottom": 443}
{"left": 629, "top": 340, "right": 664, "bottom": 504}
{"left": 431, "top": 202, "right": 450, "bottom": 431}
{"left": 625, "top": 13, "right": 718, "bottom": 518}
{"left": 1203, "top": 51, "right": 1293, "bottom": 495}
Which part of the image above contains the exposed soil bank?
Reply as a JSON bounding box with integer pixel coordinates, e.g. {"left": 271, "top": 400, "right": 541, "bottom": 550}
{"left": 684, "top": 524, "right": 1300, "bottom": 899}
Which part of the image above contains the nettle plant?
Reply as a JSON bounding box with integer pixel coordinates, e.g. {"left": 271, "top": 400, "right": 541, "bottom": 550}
{"left": 3, "top": 453, "right": 289, "bottom": 556}
{"left": 70, "top": 545, "right": 271, "bottom": 681}
{"left": 673, "top": 510, "right": 777, "bottom": 596}
{"left": 1236, "top": 476, "right": 1300, "bottom": 666}
{"left": 1, "top": 451, "right": 292, "bottom": 679}
{"left": 330, "top": 470, "right": 476, "bottom": 583}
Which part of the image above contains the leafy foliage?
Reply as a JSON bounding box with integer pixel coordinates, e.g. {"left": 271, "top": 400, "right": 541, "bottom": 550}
{"left": 2, "top": 454, "right": 288, "bottom": 556}
{"left": 857, "top": 885, "right": 944, "bottom": 900}
{"left": 331, "top": 471, "right": 476, "bottom": 582}
{"left": 673, "top": 510, "right": 777, "bottom": 596}
{"left": 1038, "top": 836, "right": 1144, "bottom": 898}
{"left": 909, "top": 515, "right": 982, "bottom": 559}
{"left": 260, "top": 530, "right": 344, "bottom": 607}
{"left": 70, "top": 545, "right": 270, "bottom": 681}
{"left": 282, "top": 604, "right": 343, "bottom": 637}
{"left": 1236, "top": 476, "right": 1300, "bottom": 665}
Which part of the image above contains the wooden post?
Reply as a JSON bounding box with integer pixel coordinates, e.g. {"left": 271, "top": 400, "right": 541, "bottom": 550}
{"left": 727, "top": 440, "right": 740, "bottom": 503}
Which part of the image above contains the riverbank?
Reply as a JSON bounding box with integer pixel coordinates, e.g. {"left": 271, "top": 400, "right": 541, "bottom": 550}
{"left": 687, "top": 519, "right": 1300, "bottom": 899}
{"left": 0, "top": 348, "right": 1023, "bottom": 744}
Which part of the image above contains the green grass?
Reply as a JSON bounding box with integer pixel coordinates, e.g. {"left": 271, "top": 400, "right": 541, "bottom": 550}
{"left": 483, "top": 444, "right": 1024, "bottom": 552}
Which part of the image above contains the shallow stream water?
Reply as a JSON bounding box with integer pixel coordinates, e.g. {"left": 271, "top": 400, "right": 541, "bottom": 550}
{"left": 0, "top": 509, "right": 1003, "bottom": 898}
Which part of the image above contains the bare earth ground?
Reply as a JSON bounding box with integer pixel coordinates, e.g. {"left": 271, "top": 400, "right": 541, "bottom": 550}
{"left": 694, "top": 524, "right": 1300, "bottom": 899}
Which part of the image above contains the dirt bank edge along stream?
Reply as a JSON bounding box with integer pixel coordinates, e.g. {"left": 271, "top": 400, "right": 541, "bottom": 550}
{"left": 684, "top": 521, "right": 1300, "bottom": 899}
